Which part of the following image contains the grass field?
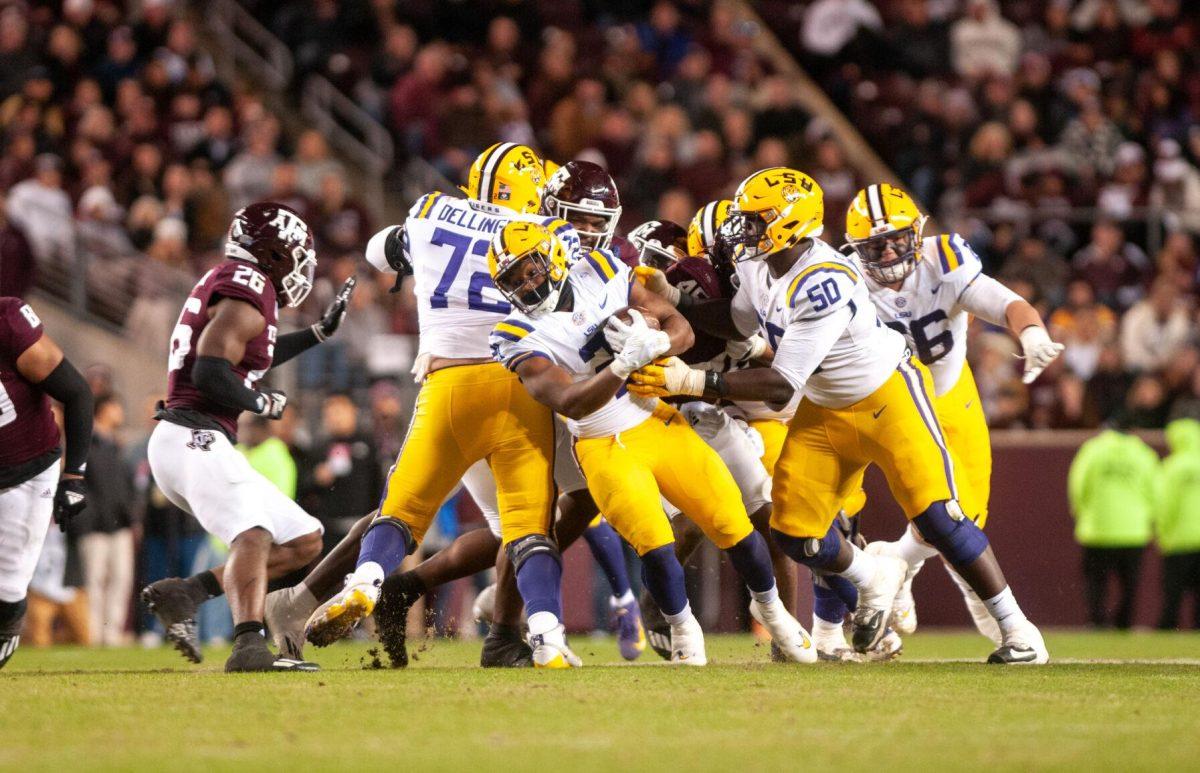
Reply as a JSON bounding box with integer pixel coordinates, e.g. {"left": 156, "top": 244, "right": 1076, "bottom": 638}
{"left": 3, "top": 630, "right": 1200, "bottom": 771}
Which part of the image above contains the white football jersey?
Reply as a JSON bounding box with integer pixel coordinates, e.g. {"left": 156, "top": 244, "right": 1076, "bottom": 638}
{"left": 405, "top": 193, "right": 581, "bottom": 359}
{"left": 490, "top": 249, "right": 655, "bottom": 438}
{"left": 863, "top": 233, "right": 983, "bottom": 397}
{"left": 731, "top": 239, "right": 906, "bottom": 409}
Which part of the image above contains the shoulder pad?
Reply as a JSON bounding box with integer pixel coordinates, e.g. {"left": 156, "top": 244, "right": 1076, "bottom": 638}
{"left": 581, "top": 248, "right": 625, "bottom": 283}
{"left": 408, "top": 191, "right": 447, "bottom": 220}
{"left": 925, "top": 233, "right": 981, "bottom": 279}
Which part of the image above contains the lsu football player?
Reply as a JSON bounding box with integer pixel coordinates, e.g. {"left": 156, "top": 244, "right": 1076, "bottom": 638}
{"left": 629, "top": 167, "right": 1049, "bottom": 664}
{"left": 304, "top": 142, "right": 588, "bottom": 668}
{"left": 488, "top": 220, "right": 816, "bottom": 665}
{"left": 836, "top": 183, "right": 1063, "bottom": 644}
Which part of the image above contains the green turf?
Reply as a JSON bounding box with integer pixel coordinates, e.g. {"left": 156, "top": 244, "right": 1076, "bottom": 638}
{"left": 3, "top": 631, "right": 1199, "bottom": 771}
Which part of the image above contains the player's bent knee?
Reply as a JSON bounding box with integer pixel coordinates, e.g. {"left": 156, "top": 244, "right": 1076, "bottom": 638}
{"left": 771, "top": 524, "right": 841, "bottom": 569}
{"left": 505, "top": 533, "right": 561, "bottom": 574}
{"left": 911, "top": 500, "right": 988, "bottom": 567}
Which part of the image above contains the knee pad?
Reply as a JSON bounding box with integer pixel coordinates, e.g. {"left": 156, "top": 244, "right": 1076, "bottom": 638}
{"left": 367, "top": 516, "right": 417, "bottom": 554}
{"left": 0, "top": 597, "right": 27, "bottom": 637}
{"left": 771, "top": 524, "right": 842, "bottom": 570}
{"left": 911, "top": 500, "right": 988, "bottom": 568}
{"left": 506, "top": 534, "right": 561, "bottom": 575}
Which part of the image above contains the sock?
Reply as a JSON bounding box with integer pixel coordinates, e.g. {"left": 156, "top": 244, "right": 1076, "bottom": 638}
{"left": 812, "top": 615, "right": 844, "bottom": 641}
{"left": 515, "top": 552, "right": 563, "bottom": 620}
{"left": 640, "top": 544, "right": 689, "bottom": 617}
{"left": 895, "top": 525, "right": 938, "bottom": 579}
{"left": 750, "top": 584, "right": 780, "bottom": 606}
{"left": 812, "top": 581, "right": 849, "bottom": 624}
{"left": 188, "top": 570, "right": 223, "bottom": 600}
{"left": 356, "top": 520, "right": 411, "bottom": 578}
{"left": 233, "top": 620, "right": 265, "bottom": 640}
{"left": 725, "top": 530, "right": 776, "bottom": 594}
{"left": 610, "top": 589, "right": 635, "bottom": 609}
{"left": 825, "top": 573, "right": 859, "bottom": 612}
{"left": 663, "top": 601, "right": 694, "bottom": 627}
{"left": 583, "top": 521, "right": 632, "bottom": 598}
{"left": 839, "top": 544, "right": 878, "bottom": 588}
{"left": 982, "top": 586, "right": 1027, "bottom": 636}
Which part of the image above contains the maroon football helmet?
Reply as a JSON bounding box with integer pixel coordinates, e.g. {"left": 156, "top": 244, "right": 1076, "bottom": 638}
{"left": 541, "top": 160, "right": 622, "bottom": 250}
{"left": 666, "top": 257, "right": 729, "bottom": 365}
{"left": 628, "top": 220, "right": 688, "bottom": 270}
{"left": 225, "top": 201, "right": 316, "bottom": 307}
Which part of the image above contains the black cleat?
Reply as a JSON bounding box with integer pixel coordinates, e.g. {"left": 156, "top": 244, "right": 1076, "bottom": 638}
{"left": 142, "top": 578, "right": 206, "bottom": 664}
{"left": 638, "top": 589, "right": 672, "bottom": 661}
{"left": 987, "top": 645, "right": 1041, "bottom": 665}
{"left": 0, "top": 635, "right": 18, "bottom": 670}
{"left": 375, "top": 574, "right": 421, "bottom": 669}
{"left": 480, "top": 624, "right": 533, "bottom": 668}
{"left": 225, "top": 631, "right": 319, "bottom": 672}
{"left": 850, "top": 607, "right": 888, "bottom": 653}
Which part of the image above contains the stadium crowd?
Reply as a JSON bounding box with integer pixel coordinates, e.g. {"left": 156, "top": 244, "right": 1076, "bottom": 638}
{"left": 1, "top": 0, "right": 1199, "bottom": 644}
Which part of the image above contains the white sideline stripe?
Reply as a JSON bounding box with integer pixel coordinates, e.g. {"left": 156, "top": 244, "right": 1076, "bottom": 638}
{"left": 612, "top": 657, "right": 1200, "bottom": 667}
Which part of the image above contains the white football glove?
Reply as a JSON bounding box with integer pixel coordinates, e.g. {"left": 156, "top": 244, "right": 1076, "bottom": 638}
{"left": 627, "top": 356, "right": 706, "bottom": 397}
{"left": 725, "top": 335, "right": 769, "bottom": 364}
{"left": 1018, "top": 325, "right": 1065, "bottom": 384}
{"left": 604, "top": 308, "right": 652, "bottom": 353}
{"left": 610, "top": 326, "right": 671, "bottom": 379}
{"left": 411, "top": 352, "right": 432, "bottom": 384}
{"left": 633, "top": 266, "right": 681, "bottom": 306}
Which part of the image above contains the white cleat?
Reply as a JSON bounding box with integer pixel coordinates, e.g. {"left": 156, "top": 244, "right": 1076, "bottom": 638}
{"left": 988, "top": 620, "right": 1049, "bottom": 665}
{"left": 304, "top": 579, "right": 380, "bottom": 648}
{"left": 669, "top": 615, "right": 708, "bottom": 666}
{"left": 264, "top": 588, "right": 312, "bottom": 661}
{"left": 472, "top": 583, "right": 497, "bottom": 626}
{"left": 813, "top": 625, "right": 862, "bottom": 663}
{"left": 750, "top": 599, "right": 817, "bottom": 663}
{"left": 864, "top": 628, "right": 903, "bottom": 662}
{"left": 530, "top": 624, "right": 582, "bottom": 669}
{"left": 851, "top": 555, "right": 908, "bottom": 653}
{"left": 867, "top": 541, "right": 918, "bottom": 635}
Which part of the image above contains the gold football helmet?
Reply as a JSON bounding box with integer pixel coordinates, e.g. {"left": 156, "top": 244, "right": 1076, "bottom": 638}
{"left": 725, "top": 168, "right": 824, "bottom": 261}
{"left": 845, "top": 183, "right": 928, "bottom": 283}
{"left": 488, "top": 221, "right": 569, "bottom": 316}
{"left": 687, "top": 199, "right": 733, "bottom": 258}
{"left": 464, "top": 143, "right": 546, "bottom": 214}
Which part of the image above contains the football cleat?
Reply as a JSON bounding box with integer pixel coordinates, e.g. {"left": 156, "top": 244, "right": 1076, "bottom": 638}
{"left": 669, "top": 615, "right": 708, "bottom": 667}
{"left": 0, "top": 635, "right": 18, "bottom": 669}
{"left": 304, "top": 579, "right": 379, "bottom": 648}
{"left": 530, "top": 625, "right": 582, "bottom": 669}
{"left": 225, "top": 631, "right": 319, "bottom": 672}
{"left": 988, "top": 620, "right": 1049, "bottom": 665}
{"left": 472, "top": 583, "right": 497, "bottom": 626}
{"left": 141, "top": 577, "right": 206, "bottom": 664}
{"left": 264, "top": 588, "right": 309, "bottom": 661}
{"left": 851, "top": 555, "right": 908, "bottom": 653}
{"left": 637, "top": 589, "right": 673, "bottom": 661}
{"left": 373, "top": 575, "right": 420, "bottom": 669}
{"left": 864, "top": 628, "right": 903, "bottom": 662}
{"left": 481, "top": 624, "right": 533, "bottom": 668}
{"left": 866, "top": 541, "right": 919, "bottom": 635}
{"left": 613, "top": 597, "right": 647, "bottom": 661}
{"left": 749, "top": 599, "right": 817, "bottom": 664}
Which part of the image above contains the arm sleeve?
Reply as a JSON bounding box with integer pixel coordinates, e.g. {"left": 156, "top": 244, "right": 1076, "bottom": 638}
{"left": 192, "top": 356, "right": 265, "bottom": 414}
{"left": 272, "top": 328, "right": 321, "bottom": 366}
{"left": 38, "top": 357, "right": 93, "bottom": 475}
{"left": 730, "top": 287, "right": 759, "bottom": 338}
{"left": 770, "top": 305, "right": 853, "bottom": 395}
{"left": 956, "top": 273, "right": 1024, "bottom": 327}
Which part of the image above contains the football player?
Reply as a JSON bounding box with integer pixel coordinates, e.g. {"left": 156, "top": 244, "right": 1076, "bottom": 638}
{"left": 629, "top": 167, "right": 1049, "bottom": 664}
{"left": 304, "top": 143, "right": 588, "bottom": 668}
{"left": 841, "top": 183, "right": 1064, "bottom": 643}
{"left": 143, "top": 202, "right": 355, "bottom": 672}
{"left": 488, "top": 220, "right": 815, "bottom": 665}
{"left": 0, "top": 299, "right": 92, "bottom": 669}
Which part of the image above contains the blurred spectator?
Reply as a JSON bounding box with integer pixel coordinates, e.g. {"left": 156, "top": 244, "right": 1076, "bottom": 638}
{"left": 0, "top": 190, "right": 35, "bottom": 297}
{"left": 1067, "top": 425, "right": 1158, "bottom": 629}
{"left": 1049, "top": 280, "right": 1117, "bottom": 380}
{"left": 309, "top": 393, "right": 381, "bottom": 552}
{"left": 23, "top": 528, "right": 90, "bottom": 647}
{"left": 1071, "top": 220, "right": 1151, "bottom": 311}
{"left": 222, "top": 117, "right": 281, "bottom": 210}
{"left": 238, "top": 414, "right": 297, "bottom": 497}
{"left": 313, "top": 172, "right": 371, "bottom": 255}
{"left": 6, "top": 154, "right": 75, "bottom": 267}
{"left": 1156, "top": 418, "right": 1200, "bottom": 629}
{"left": 294, "top": 129, "right": 344, "bottom": 199}
{"left": 76, "top": 393, "right": 134, "bottom": 646}
{"left": 1118, "top": 277, "right": 1192, "bottom": 373}
{"left": 950, "top": 0, "right": 1020, "bottom": 79}
{"left": 1170, "top": 365, "right": 1200, "bottom": 422}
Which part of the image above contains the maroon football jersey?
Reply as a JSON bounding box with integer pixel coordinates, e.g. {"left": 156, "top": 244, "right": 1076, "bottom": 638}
{"left": 0, "top": 298, "right": 60, "bottom": 473}
{"left": 164, "top": 260, "right": 278, "bottom": 440}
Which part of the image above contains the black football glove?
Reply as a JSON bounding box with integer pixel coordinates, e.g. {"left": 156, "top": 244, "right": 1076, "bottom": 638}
{"left": 312, "top": 277, "right": 357, "bottom": 341}
{"left": 255, "top": 389, "right": 288, "bottom": 420}
{"left": 54, "top": 476, "right": 87, "bottom": 532}
{"left": 384, "top": 225, "right": 413, "bottom": 277}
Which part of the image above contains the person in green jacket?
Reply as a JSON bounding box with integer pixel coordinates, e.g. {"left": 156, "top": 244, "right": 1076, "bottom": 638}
{"left": 237, "top": 415, "right": 298, "bottom": 499}
{"left": 1156, "top": 418, "right": 1200, "bottom": 629}
{"left": 1067, "top": 425, "right": 1160, "bottom": 628}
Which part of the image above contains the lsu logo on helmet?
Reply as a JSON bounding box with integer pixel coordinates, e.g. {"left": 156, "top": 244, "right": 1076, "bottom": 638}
{"left": 725, "top": 168, "right": 824, "bottom": 262}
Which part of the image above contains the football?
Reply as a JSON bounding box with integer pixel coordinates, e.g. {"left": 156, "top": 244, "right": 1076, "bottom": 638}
{"left": 610, "top": 306, "right": 660, "bottom": 329}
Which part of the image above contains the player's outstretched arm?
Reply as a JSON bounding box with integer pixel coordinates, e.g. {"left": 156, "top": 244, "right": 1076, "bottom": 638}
{"left": 273, "top": 277, "right": 357, "bottom": 366}
{"left": 17, "top": 333, "right": 93, "bottom": 530}
{"left": 193, "top": 298, "right": 286, "bottom": 419}
{"left": 959, "top": 274, "right": 1064, "bottom": 384}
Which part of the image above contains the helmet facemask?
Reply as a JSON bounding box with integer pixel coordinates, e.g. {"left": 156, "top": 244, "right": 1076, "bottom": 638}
{"left": 546, "top": 196, "right": 621, "bottom": 251}
{"left": 494, "top": 246, "right": 565, "bottom": 317}
{"left": 850, "top": 224, "right": 922, "bottom": 284}
{"left": 723, "top": 209, "right": 773, "bottom": 262}
{"left": 278, "top": 243, "right": 317, "bottom": 307}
